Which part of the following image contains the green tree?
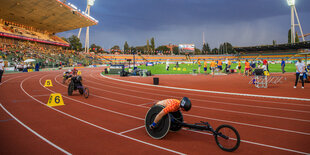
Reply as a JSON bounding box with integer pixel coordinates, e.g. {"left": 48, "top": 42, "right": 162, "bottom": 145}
{"left": 173, "top": 46, "right": 179, "bottom": 55}
{"left": 295, "top": 32, "right": 300, "bottom": 43}
{"left": 194, "top": 48, "right": 201, "bottom": 55}
{"left": 90, "top": 44, "right": 102, "bottom": 52}
{"left": 202, "top": 43, "right": 207, "bottom": 54}
{"left": 211, "top": 48, "right": 218, "bottom": 54}
{"left": 68, "top": 35, "right": 82, "bottom": 51}
{"left": 156, "top": 45, "right": 170, "bottom": 54}
{"left": 124, "top": 41, "right": 129, "bottom": 53}
{"left": 135, "top": 46, "right": 146, "bottom": 53}
{"left": 150, "top": 37, "right": 155, "bottom": 52}
{"left": 272, "top": 40, "right": 276, "bottom": 45}
{"left": 61, "top": 37, "right": 68, "bottom": 43}
{"left": 219, "top": 42, "right": 233, "bottom": 54}
{"left": 111, "top": 45, "right": 120, "bottom": 51}
{"left": 146, "top": 40, "right": 150, "bottom": 53}
{"left": 202, "top": 43, "right": 211, "bottom": 54}
{"left": 288, "top": 29, "right": 300, "bottom": 43}
{"left": 130, "top": 46, "right": 136, "bottom": 54}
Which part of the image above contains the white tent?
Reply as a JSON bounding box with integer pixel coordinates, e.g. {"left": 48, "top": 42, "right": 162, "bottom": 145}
{"left": 24, "top": 59, "right": 36, "bottom": 63}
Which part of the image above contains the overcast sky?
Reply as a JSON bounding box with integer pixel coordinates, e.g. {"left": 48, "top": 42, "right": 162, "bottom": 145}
{"left": 58, "top": 0, "right": 310, "bottom": 50}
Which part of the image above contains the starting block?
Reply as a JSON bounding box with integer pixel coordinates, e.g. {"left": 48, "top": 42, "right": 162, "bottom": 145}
{"left": 47, "top": 93, "right": 64, "bottom": 107}
{"left": 173, "top": 67, "right": 177, "bottom": 71}
{"left": 177, "top": 68, "right": 181, "bottom": 71}
{"left": 182, "top": 68, "right": 187, "bottom": 71}
{"left": 77, "top": 70, "right": 82, "bottom": 75}
{"left": 44, "top": 80, "right": 53, "bottom": 87}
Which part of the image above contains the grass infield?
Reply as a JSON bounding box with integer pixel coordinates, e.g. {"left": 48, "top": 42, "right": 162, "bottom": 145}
{"left": 124, "top": 63, "right": 296, "bottom": 74}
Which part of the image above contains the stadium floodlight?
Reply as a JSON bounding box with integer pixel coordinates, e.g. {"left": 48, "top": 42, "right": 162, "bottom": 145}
{"left": 287, "top": 0, "right": 295, "bottom": 6}
{"left": 87, "top": 0, "right": 95, "bottom": 6}
{"left": 287, "top": 0, "right": 305, "bottom": 43}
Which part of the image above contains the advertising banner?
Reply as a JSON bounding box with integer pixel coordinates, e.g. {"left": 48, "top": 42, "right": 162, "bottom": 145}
{"left": 179, "top": 44, "right": 195, "bottom": 53}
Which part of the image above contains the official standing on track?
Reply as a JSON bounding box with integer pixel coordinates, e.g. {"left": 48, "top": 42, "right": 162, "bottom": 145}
{"left": 281, "top": 59, "right": 286, "bottom": 74}
{"left": 294, "top": 58, "right": 306, "bottom": 89}
{"left": 0, "top": 59, "right": 4, "bottom": 83}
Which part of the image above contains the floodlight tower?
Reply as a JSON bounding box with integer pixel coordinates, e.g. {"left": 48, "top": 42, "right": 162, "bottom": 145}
{"left": 287, "top": 0, "right": 305, "bottom": 43}
{"left": 78, "top": 0, "right": 95, "bottom": 53}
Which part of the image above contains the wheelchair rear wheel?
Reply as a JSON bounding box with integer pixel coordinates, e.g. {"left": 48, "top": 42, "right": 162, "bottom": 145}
{"left": 169, "top": 110, "right": 183, "bottom": 132}
{"left": 68, "top": 82, "right": 74, "bottom": 96}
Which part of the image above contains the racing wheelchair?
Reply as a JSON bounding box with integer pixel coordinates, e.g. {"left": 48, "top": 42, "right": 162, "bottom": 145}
{"left": 68, "top": 76, "right": 89, "bottom": 98}
{"left": 145, "top": 105, "right": 241, "bottom": 152}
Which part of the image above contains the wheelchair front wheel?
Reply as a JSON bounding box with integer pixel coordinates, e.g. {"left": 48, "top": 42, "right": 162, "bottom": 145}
{"left": 83, "top": 88, "right": 89, "bottom": 98}
{"left": 214, "top": 124, "right": 240, "bottom": 152}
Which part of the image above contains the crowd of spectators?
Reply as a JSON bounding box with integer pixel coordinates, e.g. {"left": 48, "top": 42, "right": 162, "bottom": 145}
{"left": 0, "top": 39, "right": 103, "bottom": 72}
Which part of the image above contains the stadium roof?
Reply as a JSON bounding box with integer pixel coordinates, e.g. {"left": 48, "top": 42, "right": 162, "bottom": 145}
{"left": 0, "top": 0, "right": 98, "bottom": 33}
{"left": 234, "top": 41, "right": 310, "bottom": 53}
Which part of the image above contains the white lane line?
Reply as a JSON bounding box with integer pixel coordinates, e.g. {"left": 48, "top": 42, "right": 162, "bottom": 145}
{"left": 62, "top": 71, "right": 310, "bottom": 154}
{"left": 101, "top": 74, "right": 310, "bottom": 101}
{"left": 89, "top": 73, "right": 310, "bottom": 113}
{"left": 91, "top": 73, "right": 310, "bottom": 111}
{"left": 190, "top": 130, "right": 309, "bottom": 155}
{"left": 36, "top": 75, "right": 184, "bottom": 154}
{"left": 93, "top": 73, "right": 310, "bottom": 108}
{"left": 119, "top": 125, "right": 145, "bottom": 134}
{"left": 0, "top": 76, "right": 23, "bottom": 86}
{"left": 194, "top": 105, "right": 310, "bottom": 123}
{"left": 85, "top": 74, "right": 310, "bottom": 123}
{"left": 32, "top": 94, "right": 53, "bottom": 97}
{"left": 56, "top": 73, "right": 310, "bottom": 136}
{"left": 0, "top": 103, "right": 71, "bottom": 155}
{"left": 185, "top": 113, "right": 310, "bottom": 136}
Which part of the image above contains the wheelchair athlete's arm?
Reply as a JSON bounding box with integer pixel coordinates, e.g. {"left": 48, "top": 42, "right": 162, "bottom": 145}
{"left": 153, "top": 110, "right": 166, "bottom": 124}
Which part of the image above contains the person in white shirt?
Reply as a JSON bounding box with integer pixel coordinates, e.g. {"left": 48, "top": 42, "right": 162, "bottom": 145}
{"left": 166, "top": 59, "right": 170, "bottom": 71}
{"left": 294, "top": 59, "right": 306, "bottom": 89}
{"left": 0, "top": 59, "right": 4, "bottom": 83}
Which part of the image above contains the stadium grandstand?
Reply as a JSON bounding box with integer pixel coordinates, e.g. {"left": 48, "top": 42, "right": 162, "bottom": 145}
{"left": 96, "top": 41, "right": 310, "bottom": 66}
{"left": 0, "top": 0, "right": 98, "bottom": 71}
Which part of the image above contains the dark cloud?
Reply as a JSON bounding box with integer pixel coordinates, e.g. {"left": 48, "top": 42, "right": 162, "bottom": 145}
{"left": 60, "top": 0, "right": 310, "bottom": 49}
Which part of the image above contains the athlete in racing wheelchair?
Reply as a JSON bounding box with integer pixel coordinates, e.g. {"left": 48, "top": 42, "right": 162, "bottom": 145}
{"left": 145, "top": 97, "right": 240, "bottom": 152}
{"left": 67, "top": 73, "right": 89, "bottom": 98}
{"left": 63, "top": 69, "right": 72, "bottom": 84}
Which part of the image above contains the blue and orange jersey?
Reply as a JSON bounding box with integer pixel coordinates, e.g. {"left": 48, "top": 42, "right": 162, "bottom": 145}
{"left": 158, "top": 99, "right": 181, "bottom": 114}
{"left": 218, "top": 60, "right": 222, "bottom": 66}
{"left": 204, "top": 61, "right": 208, "bottom": 67}
{"left": 210, "top": 61, "right": 216, "bottom": 67}
{"left": 228, "top": 61, "right": 231, "bottom": 66}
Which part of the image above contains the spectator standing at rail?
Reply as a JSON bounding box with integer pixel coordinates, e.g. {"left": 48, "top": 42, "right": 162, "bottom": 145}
{"left": 0, "top": 59, "right": 4, "bottom": 83}
{"left": 237, "top": 60, "right": 242, "bottom": 74}
{"left": 263, "top": 59, "right": 269, "bottom": 72}
{"left": 217, "top": 59, "right": 223, "bottom": 72}
{"left": 203, "top": 59, "right": 208, "bottom": 74}
{"left": 281, "top": 59, "right": 286, "bottom": 74}
{"left": 294, "top": 58, "right": 306, "bottom": 89}
{"left": 227, "top": 59, "right": 232, "bottom": 73}
{"left": 166, "top": 59, "right": 170, "bottom": 71}
{"left": 197, "top": 59, "right": 201, "bottom": 73}
{"left": 244, "top": 59, "right": 250, "bottom": 76}
{"left": 210, "top": 59, "right": 216, "bottom": 77}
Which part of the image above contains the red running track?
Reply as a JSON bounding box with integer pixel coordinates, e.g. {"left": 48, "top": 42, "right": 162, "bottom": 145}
{"left": 0, "top": 67, "right": 309, "bottom": 154}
